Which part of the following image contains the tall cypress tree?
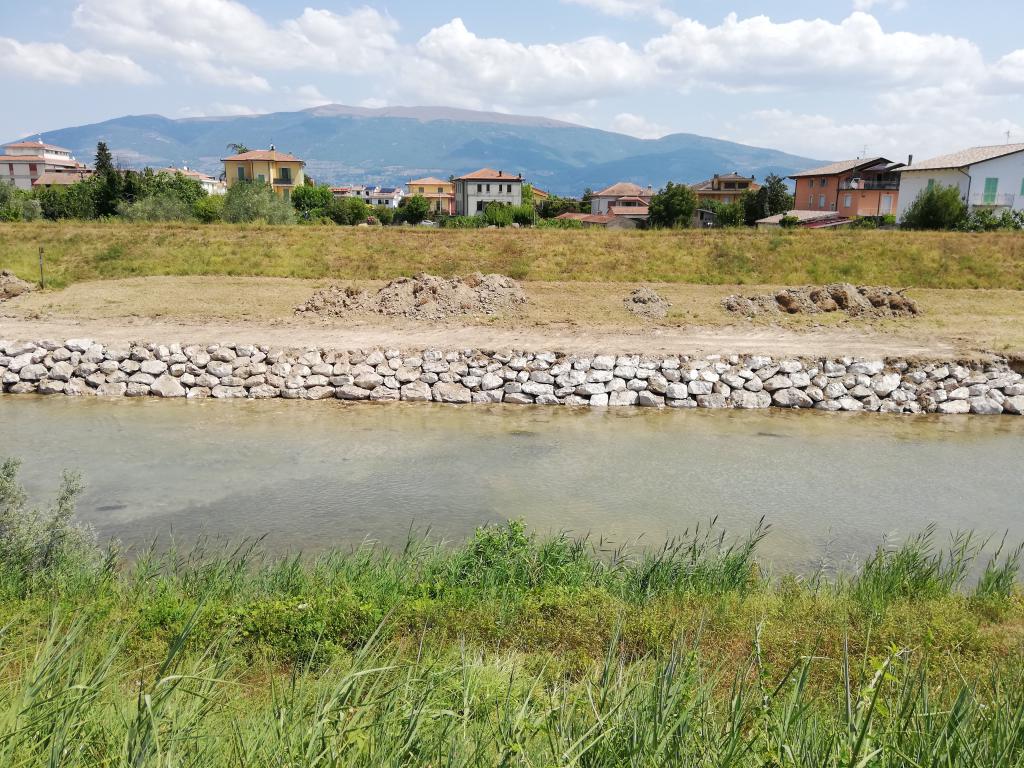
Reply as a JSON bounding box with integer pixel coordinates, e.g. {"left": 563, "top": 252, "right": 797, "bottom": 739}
{"left": 93, "top": 141, "right": 122, "bottom": 216}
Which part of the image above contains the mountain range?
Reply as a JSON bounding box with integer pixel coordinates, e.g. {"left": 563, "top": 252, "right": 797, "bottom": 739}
{"left": 10, "top": 105, "right": 822, "bottom": 196}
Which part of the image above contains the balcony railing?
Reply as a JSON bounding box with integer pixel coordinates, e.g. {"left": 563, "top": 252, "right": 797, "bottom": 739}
{"left": 273, "top": 177, "right": 294, "bottom": 186}
{"left": 839, "top": 180, "right": 900, "bottom": 191}
{"left": 969, "top": 192, "right": 1016, "bottom": 207}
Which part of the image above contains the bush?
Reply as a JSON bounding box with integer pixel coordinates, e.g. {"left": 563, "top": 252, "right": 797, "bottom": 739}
{"left": 221, "top": 181, "right": 295, "bottom": 224}
{"left": 290, "top": 184, "right": 333, "bottom": 218}
{"left": 648, "top": 181, "right": 697, "bottom": 228}
{"left": 778, "top": 214, "right": 800, "bottom": 229}
{"left": 901, "top": 184, "right": 968, "bottom": 230}
{"left": 118, "top": 193, "right": 194, "bottom": 222}
{"left": 439, "top": 215, "right": 486, "bottom": 229}
{"left": 326, "top": 196, "right": 370, "bottom": 225}
{"left": 0, "top": 182, "right": 35, "bottom": 221}
{"left": 510, "top": 203, "right": 537, "bottom": 226}
{"left": 373, "top": 205, "right": 395, "bottom": 225}
{"left": 193, "top": 194, "right": 226, "bottom": 223}
{"left": 483, "top": 202, "right": 514, "bottom": 227}
{"left": 958, "top": 208, "right": 1024, "bottom": 232}
{"left": 0, "top": 458, "right": 101, "bottom": 593}
{"left": 536, "top": 218, "right": 583, "bottom": 229}
{"left": 33, "top": 180, "right": 98, "bottom": 220}
{"left": 397, "top": 194, "right": 430, "bottom": 225}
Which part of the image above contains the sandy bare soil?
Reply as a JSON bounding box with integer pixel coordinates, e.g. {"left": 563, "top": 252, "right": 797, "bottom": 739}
{"left": 2, "top": 275, "right": 1020, "bottom": 359}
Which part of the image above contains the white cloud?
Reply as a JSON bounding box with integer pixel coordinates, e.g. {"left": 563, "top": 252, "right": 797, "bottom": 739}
{"left": 293, "top": 85, "right": 329, "bottom": 108}
{"left": 72, "top": 0, "right": 399, "bottom": 81}
{"left": 408, "top": 18, "right": 653, "bottom": 108}
{"left": 610, "top": 113, "right": 669, "bottom": 139}
{"left": 645, "top": 12, "right": 982, "bottom": 88}
{"left": 359, "top": 97, "right": 388, "bottom": 109}
{"left": 0, "top": 37, "right": 153, "bottom": 85}
{"left": 561, "top": 0, "right": 678, "bottom": 26}
{"left": 852, "top": 0, "right": 908, "bottom": 10}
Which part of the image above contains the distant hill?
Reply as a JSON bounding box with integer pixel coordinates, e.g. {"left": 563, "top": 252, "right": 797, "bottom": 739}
{"left": 10, "top": 105, "right": 822, "bottom": 196}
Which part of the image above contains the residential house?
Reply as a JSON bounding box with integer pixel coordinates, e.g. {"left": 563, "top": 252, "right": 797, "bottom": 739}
{"left": 790, "top": 157, "right": 904, "bottom": 218}
{"left": 755, "top": 210, "right": 852, "bottom": 230}
{"left": 1, "top": 138, "right": 87, "bottom": 190}
{"left": 406, "top": 177, "right": 454, "bottom": 215}
{"left": 221, "top": 146, "right": 305, "bottom": 200}
{"left": 554, "top": 212, "right": 643, "bottom": 229}
{"left": 691, "top": 173, "right": 760, "bottom": 205}
{"left": 454, "top": 168, "right": 523, "bottom": 215}
{"left": 590, "top": 182, "right": 653, "bottom": 215}
{"left": 895, "top": 144, "right": 1024, "bottom": 220}
{"left": 368, "top": 187, "right": 404, "bottom": 208}
{"left": 31, "top": 169, "right": 94, "bottom": 188}
{"left": 157, "top": 166, "right": 226, "bottom": 195}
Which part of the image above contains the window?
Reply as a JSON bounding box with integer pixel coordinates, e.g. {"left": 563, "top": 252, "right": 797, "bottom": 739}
{"left": 418, "top": 187, "right": 424, "bottom": 193}
{"left": 1020, "top": 178, "right": 1024, "bottom": 196}
{"left": 818, "top": 195, "right": 826, "bottom": 208}
{"left": 237, "top": 166, "right": 246, "bottom": 180}
{"left": 486, "top": 184, "right": 491, "bottom": 192}
{"left": 983, "top": 177, "right": 999, "bottom": 205}
{"left": 843, "top": 194, "right": 852, "bottom": 208}
{"left": 477, "top": 184, "right": 482, "bottom": 193}
{"left": 28, "top": 164, "right": 37, "bottom": 174}
{"left": 880, "top": 195, "right": 892, "bottom": 214}
{"left": 476, "top": 201, "right": 484, "bottom": 212}
{"left": 507, "top": 184, "right": 512, "bottom": 193}
{"left": 926, "top": 179, "right": 935, "bottom": 191}
{"left": 808, "top": 195, "right": 814, "bottom": 207}
{"left": 437, "top": 187, "right": 443, "bottom": 193}
{"left": 279, "top": 167, "right": 291, "bottom": 182}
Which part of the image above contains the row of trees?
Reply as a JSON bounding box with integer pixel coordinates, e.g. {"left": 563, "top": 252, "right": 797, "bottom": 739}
{"left": 645, "top": 174, "right": 794, "bottom": 228}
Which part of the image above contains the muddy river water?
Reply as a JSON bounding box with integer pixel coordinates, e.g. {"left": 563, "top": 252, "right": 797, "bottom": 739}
{"left": 2, "top": 396, "right": 1022, "bottom": 571}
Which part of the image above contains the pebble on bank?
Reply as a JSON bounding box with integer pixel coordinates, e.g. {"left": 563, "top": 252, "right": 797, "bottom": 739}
{"left": 1, "top": 339, "right": 1022, "bottom": 416}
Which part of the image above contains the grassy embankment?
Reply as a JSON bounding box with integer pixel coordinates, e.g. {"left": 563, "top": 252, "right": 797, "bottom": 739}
{"left": 1, "top": 220, "right": 1023, "bottom": 290}
{"left": 2, "top": 459, "right": 1024, "bottom": 765}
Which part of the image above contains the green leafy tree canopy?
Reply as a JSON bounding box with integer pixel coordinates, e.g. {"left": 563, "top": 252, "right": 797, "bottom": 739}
{"left": 648, "top": 181, "right": 698, "bottom": 229}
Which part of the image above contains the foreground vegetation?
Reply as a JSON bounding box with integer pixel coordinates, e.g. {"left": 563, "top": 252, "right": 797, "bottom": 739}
{"left": 3, "top": 221, "right": 1024, "bottom": 291}
{"left": 2, "top": 458, "right": 1024, "bottom": 765}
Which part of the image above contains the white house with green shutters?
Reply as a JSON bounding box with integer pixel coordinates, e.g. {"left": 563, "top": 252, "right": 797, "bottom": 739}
{"left": 896, "top": 143, "right": 1024, "bottom": 220}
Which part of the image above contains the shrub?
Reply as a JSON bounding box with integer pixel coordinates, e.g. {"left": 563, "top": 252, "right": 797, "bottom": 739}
{"left": 483, "top": 202, "right": 514, "bottom": 227}
{"left": 778, "top": 214, "right": 800, "bottom": 229}
{"left": 326, "top": 196, "right": 370, "bottom": 225}
{"left": 193, "top": 194, "right": 226, "bottom": 223}
{"left": 536, "top": 218, "right": 583, "bottom": 229}
{"left": 33, "top": 179, "right": 98, "bottom": 220}
{"left": 0, "top": 458, "right": 101, "bottom": 592}
{"left": 290, "top": 184, "right": 334, "bottom": 217}
{"left": 221, "top": 181, "right": 295, "bottom": 224}
{"left": 439, "top": 215, "right": 486, "bottom": 229}
{"left": 118, "top": 192, "right": 194, "bottom": 222}
{"left": 901, "top": 184, "right": 968, "bottom": 230}
{"left": 373, "top": 205, "right": 395, "bottom": 225}
{"left": 510, "top": 203, "right": 537, "bottom": 226}
{"left": 397, "top": 194, "right": 430, "bottom": 224}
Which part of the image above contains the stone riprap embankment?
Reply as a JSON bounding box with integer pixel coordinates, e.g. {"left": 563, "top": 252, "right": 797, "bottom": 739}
{"left": 1, "top": 339, "right": 1022, "bottom": 415}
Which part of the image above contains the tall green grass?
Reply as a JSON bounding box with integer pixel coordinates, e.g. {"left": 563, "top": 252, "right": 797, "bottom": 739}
{"left": 1, "top": 459, "right": 1023, "bottom": 765}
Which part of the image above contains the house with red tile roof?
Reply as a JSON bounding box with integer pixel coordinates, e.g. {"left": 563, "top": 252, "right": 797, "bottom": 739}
{"left": 590, "top": 182, "right": 654, "bottom": 215}
{"left": 221, "top": 145, "right": 305, "bottom": 200}
{"left": 2, "top": 138, "right": 87, "bottom": 190}
{"left": 790, "top": 157, "right": 904, "bottom": 218}
{"left": 406, "top": 176, "right": 455, "bottom": 215}
{"left": 690, "top": 173, "right": 760, "bottom": 204}
{"left": 453, "top": 168, "right": 524, "bottom": 215}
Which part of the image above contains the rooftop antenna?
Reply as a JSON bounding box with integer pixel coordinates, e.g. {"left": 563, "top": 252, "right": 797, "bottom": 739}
{"left": 1006, "top": 130, "right": 1012, "bottom": 144}
{"left": 861, "top": 144, "right": 869, "bottom": 159}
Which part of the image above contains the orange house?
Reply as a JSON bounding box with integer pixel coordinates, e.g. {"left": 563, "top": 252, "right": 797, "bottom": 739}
{"left": 790, "top": 157, "right": 904, "bottom": 218}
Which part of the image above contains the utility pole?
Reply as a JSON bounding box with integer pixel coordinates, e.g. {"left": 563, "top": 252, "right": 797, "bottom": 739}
{"left": 38, "top": 246, "right": 44, "bottom": 289}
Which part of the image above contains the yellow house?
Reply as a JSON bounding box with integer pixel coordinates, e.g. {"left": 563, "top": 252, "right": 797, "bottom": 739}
{"left": 406, "top": 177, "right": 455, "bottom": 215}
{"left": 221, "top": 146, "right": 305, "bottom": 200}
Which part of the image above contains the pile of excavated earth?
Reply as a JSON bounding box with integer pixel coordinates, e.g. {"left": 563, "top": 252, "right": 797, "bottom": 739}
{"left": 296, "top": 273, "right": 528, "bottom": 320}
{"left": 623, "top": 287, "right": 671, "bottom": 319}
{"left": 0, "top": 270, "right": 34, "bottom": 302}
{"left": 722, "top": 284, "right": 919, "bottom": 318}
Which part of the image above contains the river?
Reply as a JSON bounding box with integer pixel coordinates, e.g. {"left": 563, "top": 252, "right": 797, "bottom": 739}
{"left": 2, "top": 396, "right": 1023, "bottom": 571}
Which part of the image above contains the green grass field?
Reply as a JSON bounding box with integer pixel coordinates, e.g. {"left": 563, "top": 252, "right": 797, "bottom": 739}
{"left": 2, "top": 220, "right": 1023, "bottom": 290}
{"left": 2, "top": 459, "right": 1024, "bottom": 765}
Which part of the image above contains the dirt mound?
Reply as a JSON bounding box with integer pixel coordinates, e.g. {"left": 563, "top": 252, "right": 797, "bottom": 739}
{"left": 723, "top": 283, "right": 919, "bottom": 318}
{"left": 0, "top": 270, "right": 35, "bottom": 302}
{"left": 624, "top": 287, "right": 671, "bottom": 319}
{"left": 296, "top": 273, "right": 528, "bottom": 320}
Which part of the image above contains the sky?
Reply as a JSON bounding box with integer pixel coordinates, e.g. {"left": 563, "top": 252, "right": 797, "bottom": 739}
{"left": 3, "top": 0, "right": 1023, "bottom": 161}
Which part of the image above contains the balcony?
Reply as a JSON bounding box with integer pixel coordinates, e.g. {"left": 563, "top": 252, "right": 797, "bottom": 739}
{"left": 272, "top": 176, "right": 295, "bottom": 186}
{"left": 839, "top": 179, "right": 900, "bottom": 191}
{"left": 969, "top": 192, "right": 1016, "bottom": 208}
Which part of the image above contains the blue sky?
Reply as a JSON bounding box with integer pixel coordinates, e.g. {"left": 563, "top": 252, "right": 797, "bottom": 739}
{"left": 4, "top": 1, "right": 1022, "bottom": 161}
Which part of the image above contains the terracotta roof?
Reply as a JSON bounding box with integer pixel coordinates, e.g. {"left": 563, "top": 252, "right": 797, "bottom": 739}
{"left": 691, "top": 176, "right": 759, "bottom": 192}
{"left": 32, "top": 170, "right": 94, "bottom": 186}
{"left": 454, "top": 168, "right": 522, "bottom": 181}
{"left": 0, "top": 155, "right": 83, "bottom": 167}
{"left": 157, "top": 167, "right": 218, "bottom": 182}
{"left": 789, "top": 158, "right": 890, "bottom": 178}
{"left": 221, "top": 149, "right": 304, "bottom": 164}
{"left": 595, "top": 181, "right": 649, "bottom": 197}
{"left": 530, "top": 187, "right": 550, "bottom": 198}
{"left": 756, "top": 210, "right": 842, "bottom": 225}
{"left": 611, "top": 196, "right": 648, "bottom": 205}
{"left": 408, "top": 177, "right": 449, "bottom": 186}
{"left": 609, "top": 205, "right": 649, "bottom": 217}
{"left": 4, "top": 140, "right": 71, "bottom": 152}
{"left": 555, "top": 212, "right": 590, "bottom": 220}
{"left": 903, "top": 144, "right": 1024, "bottom": 172}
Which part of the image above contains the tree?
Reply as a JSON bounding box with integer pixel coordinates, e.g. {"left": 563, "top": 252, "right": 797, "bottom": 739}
{"left": 221, "top": 181, "right": 294, "bottom": 224}
{"left": 193, "top": 195, "right": 226, "bottom": 223}
{"left": 483, "top": 201, "right": 514, "bottom": 227}
{"left": 225, "top": 143, "right": 250, "bottom": 155}
{"left": 901, "top": 184, "right": 968, "bottom": 230}
{"left": 521, "top": 183, "right": 534, "bottom": 206}
{"left": 743, "top": 174, "right": 793, "bottom": 225}
{"left": 92, "top": 141, "right": 122, "bottom": 217}
{"left": 398, "top": 194, "right": 430, "bottom": 224}
{"left": 648, "top": 181, "right": 698, "bottom": 228}
{"left": 372, "top": 204, "right": 395, "bottom": 225}
{"left": 325, "top": 196, "right": 370, "bottom": 225}
{"left": 290, "top": 184, "right": 333, "bottom": 217}
{"left": 580, "top": 187, "right": 594, "bottom": 211}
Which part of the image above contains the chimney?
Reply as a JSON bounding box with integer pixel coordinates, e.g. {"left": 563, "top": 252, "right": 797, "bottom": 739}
{"left": 270, "top": 143, "right": 276, "bottom": 151}
{"left": 907, "top": 154, "right": 913, "bottom": 166}
{"left": 498, "top": 170, "right": 503, "bottom": 177}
